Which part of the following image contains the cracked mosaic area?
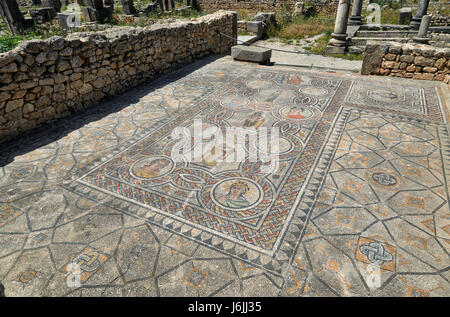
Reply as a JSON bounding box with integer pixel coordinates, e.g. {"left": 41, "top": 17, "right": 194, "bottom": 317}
{"left": 0, "top": 57, "right": 449, "bottom": 296}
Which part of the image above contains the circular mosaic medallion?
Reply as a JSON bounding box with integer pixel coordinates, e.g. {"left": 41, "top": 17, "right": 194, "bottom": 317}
{"left": 211, "top": 178, "right": 263, "bottom": 211}
{"left": 299, "top": 86, "right": 328, "bottom": 96}
{"left": 371, "top": 172, "right": 398, "bottom": 187}
{"left": 367, "top": 170, "right": 401, "bottom": 190}
{"left": 220, "top": 96, "right": 250, "bottom": 111}
{"left": 187, "top": 121, "right": 221, "bottom": 140}
{"left": 130, "top": 156, "right": 174, "bottom": 180}
{"left": 280, "top": 106, "right": 314, "bottom": 121}
{"left": 246, "top": 80, "right": 271, "bottom": 90}
{"left": 254, "top": 135, "right": 294, "bottom": 156}
{"left": 200, "top": 175, "right": 274, "bottom": 219}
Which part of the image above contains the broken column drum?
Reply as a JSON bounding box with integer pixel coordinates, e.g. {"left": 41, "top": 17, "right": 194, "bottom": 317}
{"left": 329, "top": 0, "right": 351, "bottom": 48}
{"left": 410, "top": 0, "right": 430, "bottom": 29}
{"left": 348, "top": 0, "right": 363, "bottom": 25}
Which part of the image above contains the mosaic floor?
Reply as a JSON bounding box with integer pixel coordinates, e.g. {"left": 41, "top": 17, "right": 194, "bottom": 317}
{"left": 0, "top": 56, "right": 449, "bottom": 297}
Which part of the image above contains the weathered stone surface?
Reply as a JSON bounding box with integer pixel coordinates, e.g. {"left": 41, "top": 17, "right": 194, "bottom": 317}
{"left": 29, "top": 7, "right": 57, "bottom": 24}
{"left": 361, "top": 41, "right": 449, "bottom": 83}
{"left": 246, "top": 21, "right": 263, "bottom": 38}
{"left": 231, "top": 45, "right": 271, "bottom": 63}
{"left": 0, "top": 11, "right": 237, "bottom": 140}
{"left": 398, "top": 7, "right": 412, "bottom": 25}
{"left": 41, "top": 0, "right": 62, "bottom": 12}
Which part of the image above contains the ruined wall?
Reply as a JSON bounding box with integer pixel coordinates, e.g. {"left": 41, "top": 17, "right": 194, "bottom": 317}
{"left": 361, "top": 41, "right": 450, "bottom": 84}
{"left": 431, "top": 14, "right": 450, "bottom": 26}
{"left": 0, "top": 11, "right": 237, "bottom": 142}
{"left": 196, "top": 0, "right": 338, "bottom": 14}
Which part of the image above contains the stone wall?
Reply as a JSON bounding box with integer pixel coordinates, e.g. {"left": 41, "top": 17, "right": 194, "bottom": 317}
{"left": 431, "top": 14, "right": 450, "bottom": 26}
{"left": 196, "top": 0, "right": 338, "bottom": 14}
{"left": 361, "top": 41, "right": 450, "bottom": 84}
{"left": 0, "top": 11, "right": 237, "bottom": 142}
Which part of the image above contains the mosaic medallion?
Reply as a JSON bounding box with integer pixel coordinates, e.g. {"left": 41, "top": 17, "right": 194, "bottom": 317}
{"left": 220, "top": 95, "right": 250, "bottom": 111}
{"left": 299, "top": 85, "right": 328, "bottom": 96}
{"left": 211, "top": 178, "right": 263, "bottom": 211}
{"left": 130, "top": 156, "right": 175, "bottom": 180}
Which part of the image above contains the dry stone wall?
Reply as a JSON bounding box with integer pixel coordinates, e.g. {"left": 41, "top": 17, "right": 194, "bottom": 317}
{"left": 361, "top": 41, "right": 450, "bottom": 84}
{"left": 196, "top": 0, "right": 338, "bottom": 13}
{"left": 431, "top": 14, "right": 450, "bottom": 26}
{"left": 0, "top": 11, "right": 237, "bottom": 142}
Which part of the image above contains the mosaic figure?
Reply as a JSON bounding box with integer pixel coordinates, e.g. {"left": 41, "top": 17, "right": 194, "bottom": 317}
{"left": 243, "top": 111, "right": 265, "bottom": 129}
{"left": 132, "top": 157, "right": 173, "bottom": 179}
{"left": 216, "top": 180, "right": 251, "bottom": 209}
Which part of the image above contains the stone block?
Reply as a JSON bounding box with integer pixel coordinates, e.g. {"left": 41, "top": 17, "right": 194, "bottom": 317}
{"left": 325, "top": 45, "right": 347, "bottom": 54}
{"left": 121, "top": 0, "right": 137, "bottom": 15}
{"left": 29, "top": 7, "right": 57, "bottom": 24}
{"left": 231, "top": 45, "right": 271, "bottom": 64}
{"left": 41, "top": 0, "right": 62, "bottom": 12}
{"left": 246, "top": 21, "right": 263, "bottom": 38}
{"left": 253, "top": 12, "right": 277, "bottom": 26}
{"left": 57, "top": 12, "right": 81, "bottom": 29}
{"left": 398, "top": 8, "right": 412, "bottom": 25}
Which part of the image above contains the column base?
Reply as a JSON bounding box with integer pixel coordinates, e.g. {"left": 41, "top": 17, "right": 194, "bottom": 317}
{"left": 329, "top": 33, "right": 348, "bottom": 47}
{"left": 325, "top": 45, "right": 347, "bottom": 54}
{"left": 413, "top": 36, "right": 430, "bottom": 44}
{"left": 348, "top": 15, "right": 363, "bottom": 25}
{"left": 410, "top": 17, "right": 421, "bottom": 29}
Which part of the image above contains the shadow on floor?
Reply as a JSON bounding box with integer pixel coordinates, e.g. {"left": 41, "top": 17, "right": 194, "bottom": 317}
{"left": 0, "top": 55, "right": 225, "bottom": 167}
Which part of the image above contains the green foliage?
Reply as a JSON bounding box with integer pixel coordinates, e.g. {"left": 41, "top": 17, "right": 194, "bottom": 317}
{"left": 236, "top": 9, "right": 254, "bottom": 21}
{"left": 309, "top": 34, "right": 363, "bottom": 61}
{"left": 0, "top": 35, "right": 23, "bottom": 53}
{"left": 266, "top": 12, "right": 334, "bottom": 40}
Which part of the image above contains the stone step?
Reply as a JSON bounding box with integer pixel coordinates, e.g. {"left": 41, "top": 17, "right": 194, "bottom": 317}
{"left": 359, "top": 24, "right": 411, "bottom": 31}
{"left": 350, "top": 37, "right": 410, "bottom": 45}
{"left": 237, "top": 35, "right": 259, "bottom": 45}
{"left": 357, "top": 30, "right": 416, "bottom": 38}
{"left": 231, "top": 45, "right": 272, "bottom": 64}
{"left": 348, "top": 46, "right": 365, "bottom": 54}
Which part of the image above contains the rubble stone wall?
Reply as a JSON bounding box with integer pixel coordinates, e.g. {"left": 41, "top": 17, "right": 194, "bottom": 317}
{"left": 361, "top": 41, "right": 450, "bottom": 84}
{"left": 431, "top": 14, "right": 450, "bottom": 26}
{"left": 196, "top": 0, "right": 338, "bottom": 14}
{"left": 0, "top": 11, "right": 237, "bottom": 142}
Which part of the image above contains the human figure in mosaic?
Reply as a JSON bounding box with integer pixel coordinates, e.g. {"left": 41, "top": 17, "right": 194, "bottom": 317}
{"left": 134, "top": 159, "right": 168, "bottom": 178}
{"left": 217, "top": 181, "right": 251, "bottom": 209}
{"left": 243, "top": 111, "right": 265, "bottom": 129}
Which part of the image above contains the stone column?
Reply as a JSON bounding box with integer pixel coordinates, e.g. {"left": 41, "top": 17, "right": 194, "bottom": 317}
{"left": 104, "top": 0, "right": 114, "bottom": 9}
{"left": 410, "top": 0, "right": 430, "bottom": 29}
{"left": 326, "top": 0, "right": 351, "bottom": 53}
{"left": 0, "top": 0, "right": 25, "bottom": 35}
{"left": 348, "top": 0, "right": 363, "bottom": 25}
{"left": 413, "top": 14, "right": 431, "bottom": 43}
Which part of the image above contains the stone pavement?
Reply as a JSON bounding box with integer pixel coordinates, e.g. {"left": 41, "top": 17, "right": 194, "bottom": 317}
{"left": 0, "top": 55, "right": 449, "bottom": 297}
{"left": 254, "top": 38, "right": 363, "bottom": 74}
